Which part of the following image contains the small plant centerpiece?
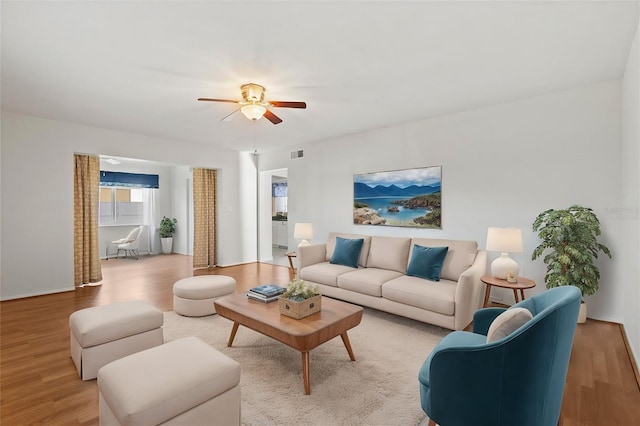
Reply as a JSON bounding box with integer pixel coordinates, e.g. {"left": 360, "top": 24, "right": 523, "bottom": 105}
{"left": 159, "top": 216, "right": 177, "bottom": 254}
{"left": 532, "top": 205, "right": 611, "bottom": 322}
{"left": 278, "top": 279, "right": 321, "bottom": 319}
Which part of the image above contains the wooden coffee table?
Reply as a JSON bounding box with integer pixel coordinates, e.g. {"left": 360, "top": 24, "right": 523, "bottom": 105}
{"left": 214, "top": 293, "right": 364, "bottom": 395}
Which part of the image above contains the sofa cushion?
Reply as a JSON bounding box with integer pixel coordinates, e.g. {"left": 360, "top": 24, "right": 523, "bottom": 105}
{"left": 337, "top": 268, "right": 404, "bottom": 297}
{"left": 326, "top": 233, "right": 372, "bottom": 267}
{"left": 406, "top": 245, "right": 449, "bottom": 282}
{"left": 382, "top": 275, "right": 457, "bottom": 316}
{"left": 410, "top": 238, "right": 478, "bottom": 281}
{"left": 366, "top": 236, "right": 411, "bottom": 273}
{"left": 330, "top": 237, "right": 364, "bottom": 268}
{"left": 299, "top": 262, "right": 355, "bottom": 287}
{"left": 486, "top": 307, "right": 533, "bottom": 343}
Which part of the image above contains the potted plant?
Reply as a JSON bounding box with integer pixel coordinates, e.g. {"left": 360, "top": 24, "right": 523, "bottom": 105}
{"left": 532, "top": 205, "right": 611, "bottom": 323}
{"left": 279, "top": 279, "right": 321, "bottom": 319}
{"left": 159, "top": 216, "right": 177, "bottom": 254}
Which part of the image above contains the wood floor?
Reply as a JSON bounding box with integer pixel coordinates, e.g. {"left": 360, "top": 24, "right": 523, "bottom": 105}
{"left": 1, "top": 255, "right": 639, "bottom": 425}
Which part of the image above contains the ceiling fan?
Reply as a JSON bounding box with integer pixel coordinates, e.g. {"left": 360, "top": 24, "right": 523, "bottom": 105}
{"left": 198, "top": 83, "right": 306, "bottom": 124}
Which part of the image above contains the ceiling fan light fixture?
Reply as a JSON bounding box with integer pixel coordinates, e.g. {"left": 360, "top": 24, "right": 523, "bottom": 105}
{"left": 198, "top": 82, "right": 303, "bottom": 124}
{"left": 241, "top": 104, "right": 267, "bottom": 121}
{"left": 241, "top": 83, "right": 265, "bottom": 103}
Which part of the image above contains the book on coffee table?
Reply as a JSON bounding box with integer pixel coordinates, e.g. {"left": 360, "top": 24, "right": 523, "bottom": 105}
{"left": 247, "top": 292, "right": 281, "bottom": 303}
{"left": 249, "top": 284, "right": 286, "bottom": 298}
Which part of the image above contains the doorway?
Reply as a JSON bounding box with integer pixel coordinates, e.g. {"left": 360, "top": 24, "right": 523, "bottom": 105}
{"left": 258, "top": 168, "right": 289, "bottom": 267}
{"left": 97, "top": 155, "right": 193, "bottom": 259}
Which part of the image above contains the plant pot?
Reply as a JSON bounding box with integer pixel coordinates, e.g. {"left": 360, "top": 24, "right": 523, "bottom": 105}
{"left": 161, "top": 237, "right": 173, "bottom": 254}
{"left": 577, "top": 301, "right": 587, "bottom": 323}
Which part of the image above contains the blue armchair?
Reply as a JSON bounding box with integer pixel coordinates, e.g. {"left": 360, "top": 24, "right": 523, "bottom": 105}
{"left": 419, "top": 286, "right": 581, "bottom": 426}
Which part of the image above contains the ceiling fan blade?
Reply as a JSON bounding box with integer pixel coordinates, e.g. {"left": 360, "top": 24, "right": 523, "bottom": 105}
{"left": 268, "top": 101, "right": 307, "bottom": 109}
{"left": 263, "top": 109, "right": 283, "bottom": 125}
{"left": 220, "top": 109, "right": 240, "bottom": 122}
{"left": 197, "top": 98, "right": 239, "bottom": 103}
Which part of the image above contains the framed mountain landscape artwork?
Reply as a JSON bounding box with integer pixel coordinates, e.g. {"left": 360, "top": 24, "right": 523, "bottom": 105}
{"left": 353, "top": 166, "right": 442, "bottom": 228}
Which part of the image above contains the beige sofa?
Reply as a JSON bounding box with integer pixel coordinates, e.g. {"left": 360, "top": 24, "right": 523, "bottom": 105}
{"left": 298, "top": 232, "right": 487, "bottom": 330}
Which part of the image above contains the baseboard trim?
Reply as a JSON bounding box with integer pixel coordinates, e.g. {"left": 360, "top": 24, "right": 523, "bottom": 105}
{"left": 0, "top": 286, "right": 75, "bottom": 301}
{"left": 619, "top": 323, "right": 640, "bottom": 392}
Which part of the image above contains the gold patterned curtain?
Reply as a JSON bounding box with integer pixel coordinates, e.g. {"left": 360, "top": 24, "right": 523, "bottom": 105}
{"left": 73, "top": 154, "right": 102, "bottom": 285}
{"left": 193, "top": 168, "right": 217, "bottom": 268}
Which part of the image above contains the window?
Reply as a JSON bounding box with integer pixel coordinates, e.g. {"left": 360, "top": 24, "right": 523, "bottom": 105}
{"left": 99, "top": 187, "right": 144, "bottom": 225}
{"left": 99, "top": 170, "right": 158, "bottom": 225}
{"left": 272, "top": 182, "right": 288, "bottom": 197}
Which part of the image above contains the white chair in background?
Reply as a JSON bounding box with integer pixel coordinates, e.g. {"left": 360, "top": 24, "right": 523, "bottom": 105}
{"left": 107, "top": 226, "right": 143, "bottom": 260}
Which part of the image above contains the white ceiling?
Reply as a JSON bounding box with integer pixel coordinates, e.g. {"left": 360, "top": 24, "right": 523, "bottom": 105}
{"left": 2, "top": 1, "right": 638, "bottom": 153}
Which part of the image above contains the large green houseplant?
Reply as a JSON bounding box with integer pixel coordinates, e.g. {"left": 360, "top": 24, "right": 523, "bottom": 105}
{"left": 159, "top": 216, "right": 177, "bottom": 254}
{"left": 531, "top": 205, "right": 611, "bottom": 322}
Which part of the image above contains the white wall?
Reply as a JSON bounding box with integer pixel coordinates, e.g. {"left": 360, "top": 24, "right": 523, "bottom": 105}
{"left": 622, "top": 22, "right": 640, "bottom": 369}
{"left": 260, "top": 81, "right": 624, "bottom": 322}
{"left": 237, "top": 152, "right": 258, "bottom": 263}
{"left": 0, "top": 112, "right": 256, "bottom": 300}
{"left": 171, "top": 165, "right": 192, "bottom": 255}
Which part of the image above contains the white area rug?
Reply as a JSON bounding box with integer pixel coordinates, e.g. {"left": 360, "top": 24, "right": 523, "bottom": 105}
{"left": 163, "top": 306, "right": 448, "bottom": 426}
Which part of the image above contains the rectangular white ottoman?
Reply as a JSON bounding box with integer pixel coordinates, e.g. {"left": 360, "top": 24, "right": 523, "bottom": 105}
{"left": 69, "top": 300, "right": 164, "bottom": 380}
{"left": 98, "top": 336, "right": 241, "bottom": 426}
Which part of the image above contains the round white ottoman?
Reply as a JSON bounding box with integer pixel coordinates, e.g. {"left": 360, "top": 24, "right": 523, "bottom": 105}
{"left": 173, "top": 275, "right": 236, "bottom": 317}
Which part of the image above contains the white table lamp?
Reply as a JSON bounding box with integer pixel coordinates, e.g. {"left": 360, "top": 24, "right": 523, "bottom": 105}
{"left": 486, "top": 227, "right": 523, "bottom": 279}
{"left": 294, "top": 223, "right": 314, "bottom": 250}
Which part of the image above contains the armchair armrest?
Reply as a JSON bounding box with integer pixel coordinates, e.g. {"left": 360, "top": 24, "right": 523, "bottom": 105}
{"left": 426, "top": 330, "right": 488, "bottom": 359}
{"left": 298, "top": 244, "right": 327, "bottom": 269}
{"left": 421, "top": 332, "right": 508, "bottom": 425}
{"left": 419, "top": 330, "right": 497, "bottom": 389}
{"left": 472, "top": 307, "right": 506, "bottom": 335}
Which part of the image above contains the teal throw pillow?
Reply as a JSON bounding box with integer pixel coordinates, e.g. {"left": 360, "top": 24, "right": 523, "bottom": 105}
{"left": 406, "top": 245, "right": 449, "bottom": 282}
{"left": 330, "top": 237, "right": 364, "bottom": 268}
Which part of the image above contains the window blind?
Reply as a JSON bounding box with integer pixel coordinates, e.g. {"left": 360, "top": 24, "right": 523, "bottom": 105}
{"left": 100, "top": 171, "right": 159, "bottom": 188}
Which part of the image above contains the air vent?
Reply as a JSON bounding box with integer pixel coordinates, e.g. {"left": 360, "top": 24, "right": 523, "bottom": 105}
{"left": 290, "top": 150, "right": 304, "bottom": 159}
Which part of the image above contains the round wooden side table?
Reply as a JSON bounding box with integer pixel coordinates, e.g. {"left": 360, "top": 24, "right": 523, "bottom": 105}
{"left": 285, "top": 252, "right": 297, "bottom": 274}
{"left": 481, "top": 275, "right": 536, "bottom": 307}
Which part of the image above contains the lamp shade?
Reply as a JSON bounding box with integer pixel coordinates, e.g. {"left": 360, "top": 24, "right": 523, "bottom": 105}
{"left": 294, "top": 223, "right": 314, "bottom": 240}
{"left": 241, "top": 104, "right": 266, "bottom": 121}
{"left": 486, "top": 227, "right": 523, "bottom": 253}
{"left": 486, "top": 227, "right": 523, "bottom": 279}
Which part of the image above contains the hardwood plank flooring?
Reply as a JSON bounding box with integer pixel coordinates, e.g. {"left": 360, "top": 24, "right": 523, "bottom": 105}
{"left": 1, "top": 255, "right": 638, "bottom": 425}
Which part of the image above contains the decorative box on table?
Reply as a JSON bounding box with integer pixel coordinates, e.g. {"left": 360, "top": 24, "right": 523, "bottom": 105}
{"left": 279, "top": 295, "right": 321, "bottom": 319}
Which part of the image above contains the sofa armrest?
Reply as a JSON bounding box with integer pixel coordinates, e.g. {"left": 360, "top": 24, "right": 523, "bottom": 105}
{"left": 298, "top": 244, "right": 327, "bottom": 269}
{"left": 453, "top": 250, "right": 487, "bottom": 330}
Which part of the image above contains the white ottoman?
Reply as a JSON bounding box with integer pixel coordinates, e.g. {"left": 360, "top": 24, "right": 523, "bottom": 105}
{"left": 173, "top": 275, "right": 236, "bottom": 317}
{"left": 98, "top": 336, "right": 241, "bottom": 426}
{"left": 69, "top": 300, "right": 163, "bottom": 380}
